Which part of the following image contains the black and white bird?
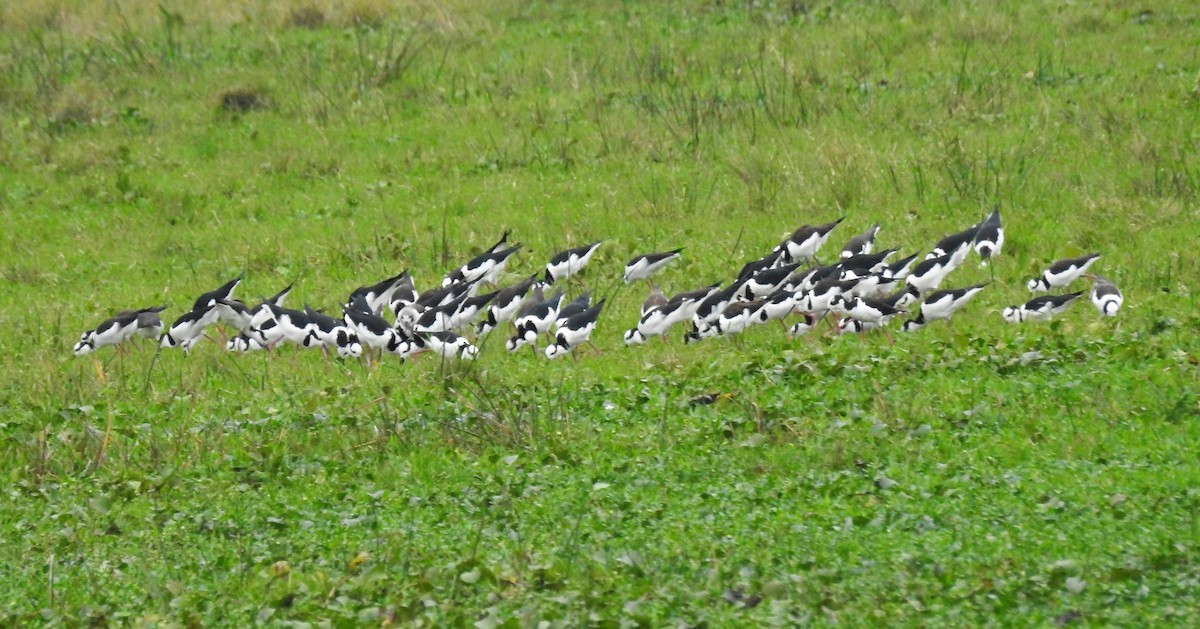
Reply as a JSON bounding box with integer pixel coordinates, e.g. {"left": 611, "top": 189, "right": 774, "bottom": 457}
{"left": 160, "top": 306, "right": 220, "bottom": 353}
{"left": 544, "top": 242, "right": 603, "bottom": 284}
{"left": 794, "top": 263, "right": 841, "bottom": 293}
{"left": 842, "top": 274, "right": 899, "bottom": 300}
{"left": 407, "top": 292, "right": 470, "bottom": 334}
{"left": 1027, "top": 253, "right": 1101, "bottom": 292}
{"left": 928, "top": 224, "right": 979, "bottom": 267}
{"left": 752, "top": 289, "right": 799, "bottom": 328}
{"left": 738, "top": 249, "right": 784, "bottom": 281}
{"left": 738, "top": 263, "right": 800, "bottom": 301}
{"left": 776, "top": 217, "right": 845, "bottom": 264}
{"left": 302, "top": 305, "right": 362, "bottom": 358}
{"left": 131, "top": 306, "right": 167, "bottom": 340}
{"left": 192, "top": 274, "right": 244, "bottom": 311}
{"left": 624, "top": 248, "right": 683, "bottom": 284}
{"left": 343, "top": 301, "right": 404, "bottom": 358}
{"left": 507, "top": 290, "right": 565, "bottom": 352}
{"left": 880, "top": 252, "right": 920, "bottom": 280}
{"left": 443, "top": 245, "right": 522, "bottom": 287}
{"left": 669, "top": 283, "right": 723, "bottom": 321}
{"left": 841, "top": 223, "right": 881, "bottom": 258}
{"left": 447, "top": 290, "right": 499, "bottom": 331}
{"left": 794, "top": 279, "right": 845, "bottom": 318}
{"left": 412, "top": 331, "right": 480, "bottom": 361}
{"left": 837, "top": 249, "right": 897, "bottom": 279}
{"left": 407, "top": 281, "right": 472, "bottom": 315}
{"left": 546, "top": 299, "right": 606, "bottom": 359}
{"left": 218, "top": 283, "right": 291, "bottom": 332}
{"left": 688, "top": 281, "right": 745, "bottom": 340}
{"left": 833, "top": 295, "right": 905, "bottom": 327}
{"left": 972, "top": 207, "right": 1004, "bottom": 265}
{"left": 711, "top": 300, "right": 767, "bottom": 338}
{"left": 900, "top": 283, "right": 988, "bottom": 332}
{"left": 483, "top": 229, "right": 513, "bottom": 254}
{"left": 1088, "top": 275, "right": 1123, "bottom": 317}
{"left": 349, "top": 271, "right": 412, "bottom": 316}
{"left": 624, "top": 298, "right": 691, "bottom": 345}
{"left": 74, "top": 308, "right": 152, "bottom": 355}
{"left": 476, "top": 274, "right": 539, "bottom": 335}
{"left": 641, "top": 285, "right": 668, "bottom": 316}
{"left": 555, "top": 292, "right": 593, "bottom": 328}
{"left": 226, "top": 332, "right": 267, "bottom": 352}
{"left": 836, "top": 316, "right": 882, "bottom": 335}
{"left": 788, "top": 312, "right": 818, "bottom": 338}
{"left": 253, "top": 305, "right": 312, "bottom": 347}
{"left": 901, "top": 253, "right": 957, "bottom": 305}
{"left": 1003, "top": 291, "right": 1084, "bottom": 323}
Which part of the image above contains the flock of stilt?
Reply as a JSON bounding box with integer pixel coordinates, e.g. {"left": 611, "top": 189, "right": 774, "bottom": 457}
{"left": 73, "top": 208, "right": 1124, "bottom": 362}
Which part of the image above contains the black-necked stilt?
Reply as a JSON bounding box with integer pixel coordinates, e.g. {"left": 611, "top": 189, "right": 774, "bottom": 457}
{"left": 544, "top": 242, "right": 603, "bottom": 284}
{"left": 838, "top": 248, "right": 898, "bottom": 279}
{"left": 485, "top": 229, "right": 513, "bottom": 255}
{"left": 419, "top": 331, "right": 480, "bottom": 360}
{"left": 132, "top": 306, "right": 166, "bottom": 341}
{"left": 752, "top": 288, "right": 799, "bottom": 328}
{"left": 794, "top": 263, "right": 841, "bottom": 293}
{"left": 411, "top": 280, "right": 472, "bottom": 312}
{"left": 739, "top": 263, "right": 800, "bottom": 301}
{"left": 343, "top": 302, "right": 403, "bottom": 359}
{"left": 929, "top": 223, "right": 980, "bottom": 264}
{"left": 1003, "top": 291, "right": 1084, "bottom": 323}
{"left": 669, "top": 283, "right": 722, "bottom": 321}
{"left": 836, "top": 316, "right": 881, "bottom": 335}
{"left": 900, "top": 283, "right": 988, "bottom": 332}
{"left": 408, "top": 292, "right": 470, "bottom": 334}
{"left": 712, "top": 299, "right": 766, "bottom": 338}
{"left": 1088, "top": 275, "right": 1123, "bottom": 317}
{"left": 192, "top": 274, "right": 244, "bottom": 311}
{"left": 476, "top": 274, "right": 539, "bottom": 335}
{"left": 795, "top": 279, "right": 845, "bottom": 319}
{"left": 788, "top": 312, "right": 818, "bottom": 338}
{"left": 833, "top": 295, "right": 905, "bottom": 326}
{"left": 507, "top": 289, "right": 565, "bottom": 352}
{"left": 689, "top": 281, "right": 745, "bottom": 339}
{"left": 555, "top": 292, "right": 592, "bottom": 329}
{"left": 444, "top": 244, "right": 522, "bottom": 287}
{"left": 261, "top": 304, "right": 312, "bottom": 346}
{"left": 546, "top": 299, "right": 606, "bottom": 359}
{"left": 74, "top": 309, "right": 143, "bottom": 355}
{"left": 448, "top": 290, "right": 499, "bottom": 331}
{"left": 303, "top": 305, "right": 363, "bottom": 358}
{"left": 880, "top": 252, "right": 920, "bottom": 280}
{"left": 1027, "top": 253, "right": 1101, "bottom": 292}
{"left": 160, "top": 306, "right": 219, "bottom": 353}
{"left": 776, "top": 216, "right": 845, "bottom": 264}
{"left": 624, "top": 298, "right": 690, "bottom": 345}
{"left": 973, "top": 207, "right": 1003, "bottom": 266}
{"left": 641, "top": 285, "right": 668, "bottom": 316}
{"left": 349, "top": 271, "right": 412, "bottom": 316}
{"left": 226, "top": 332, "right": 267, "bottom": 352}
{"left": 840, "top": 223, "right": 881, "bottom": 258}
{"left": 737, "top": 248, "right": 784, "bottom": 281}
{"left": 902, "top": 253, "right": 956, "bottom": 304}
{"left": 624, "top": 248, "right": 683, "bottom": 284}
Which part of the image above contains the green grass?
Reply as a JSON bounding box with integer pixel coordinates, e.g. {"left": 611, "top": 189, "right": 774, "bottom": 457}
{"left": 2, "top": 0, "right": 1199, "bottom": 625}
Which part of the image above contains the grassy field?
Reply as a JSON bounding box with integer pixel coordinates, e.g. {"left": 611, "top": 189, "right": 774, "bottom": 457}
{"left": 2, "top": 0, "right": 1199, "bottom": 625}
